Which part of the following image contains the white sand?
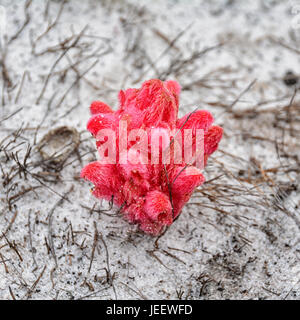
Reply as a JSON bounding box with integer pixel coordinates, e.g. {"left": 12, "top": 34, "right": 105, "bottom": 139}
{"left": 0, "top": 0, "right": 300, "bottom": 300}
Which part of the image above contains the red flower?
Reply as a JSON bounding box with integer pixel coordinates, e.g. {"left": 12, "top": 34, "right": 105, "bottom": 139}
{"left": 81, "top": 79, "right": 223, "bottom": 235}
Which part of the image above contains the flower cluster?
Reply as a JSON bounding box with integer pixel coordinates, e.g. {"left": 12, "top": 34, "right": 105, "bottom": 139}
{"left": 81, "top": 79, "right": 223, "bottom": 235}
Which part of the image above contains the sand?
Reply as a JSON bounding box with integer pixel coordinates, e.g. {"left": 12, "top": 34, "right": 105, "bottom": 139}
{"left": 0, "top": 0, "right": 300, "bottom": 300}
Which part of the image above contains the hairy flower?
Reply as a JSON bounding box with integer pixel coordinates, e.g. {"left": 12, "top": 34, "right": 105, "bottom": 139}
{"left": 81, "top": 79, "right": 223, "bottom": 235}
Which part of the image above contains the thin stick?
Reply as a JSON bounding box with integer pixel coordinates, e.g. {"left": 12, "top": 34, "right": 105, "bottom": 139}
{"left": 28, "top": 209, "right": 38, "bottom": 269}
{"left": 47, "top": 186, "right": 74, "bottom": 267}
{"left": 36, "top": 25, "right": 88, "bottom": 104}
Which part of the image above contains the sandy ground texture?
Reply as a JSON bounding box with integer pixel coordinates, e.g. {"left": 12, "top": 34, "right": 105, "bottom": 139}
{"left": 0, "top": 0, "right": 300, "bottom": 300}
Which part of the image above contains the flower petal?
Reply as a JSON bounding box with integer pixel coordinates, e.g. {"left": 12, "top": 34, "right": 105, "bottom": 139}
{"left": 90, "top": 101, "right": 113, "bottom": 115}
{"left": 81, "top": 161, "right": 120, "bottom": 196}
{"left": 176, "top": 110, "right": 214, "bottom": 133}
{"left": 87, "top": 113, "right": 116, "bottom": 136}
{"left": 204, "top": 125, "right": 223, "bottom": 157}
{"left": 171, "top": 166, "right": 205, "bottom": 217}
{"left": 144, "top": 190, "right": 173, "bottom": 225}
